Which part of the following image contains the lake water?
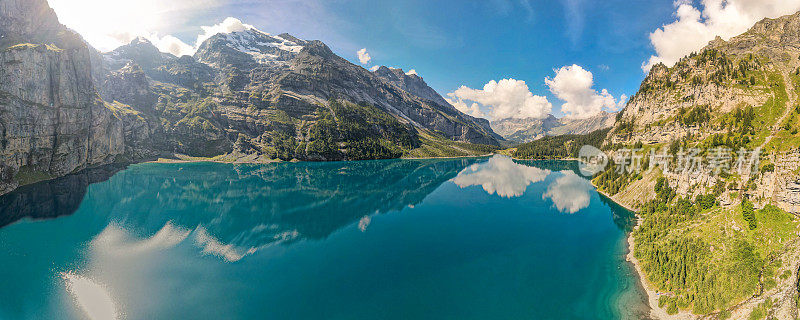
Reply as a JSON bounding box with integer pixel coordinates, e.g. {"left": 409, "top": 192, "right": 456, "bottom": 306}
{"left": 0, "top": 155, "right": 649, "bottom": 320}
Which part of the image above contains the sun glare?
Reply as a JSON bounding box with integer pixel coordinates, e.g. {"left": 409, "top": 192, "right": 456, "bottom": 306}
{"left": 62, "top": 272, "right": 119, "bottom": 320}
{"left": 47, "top": 0, "right": 163, "bottom": 51}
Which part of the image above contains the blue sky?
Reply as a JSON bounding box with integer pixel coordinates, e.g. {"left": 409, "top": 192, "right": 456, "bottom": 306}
{"left": 177, "top": 0, "right": 675, "bottom": 117}
{"left": 49, "top": 0, "right": 800, "bottom": 119}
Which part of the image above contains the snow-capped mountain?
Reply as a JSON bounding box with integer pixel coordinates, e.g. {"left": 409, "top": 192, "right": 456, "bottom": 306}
{"left": 492, "top": 111, "right": 617, "bottom": 143}
{"left": 195, "top": 29, "right": 308, "bottom": 68}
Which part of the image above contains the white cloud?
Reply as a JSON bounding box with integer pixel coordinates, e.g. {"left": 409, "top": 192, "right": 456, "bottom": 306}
{"left": 142, "top": 17, "right": 255, "bottom": 56}
{"left": 446, "top": 79, "right": 553, "bottom": 121}
{"left": 148, "top": 34, "right": 195, "bottom": 57}
{"left": 48, "top": 0, "right": 262, "bottom": 56}
{"left": 405, "top": 69, "right": 418, "bottom": 76}
{"left": 446, "top": 98, "right": 487, "bottom": 119}
{"left": 195, "top": 17, "right": 255, "bottom": 49}
{"left": 452, "top": 155, "right": 550, "bottom": 198}
{"left": 643, "top": 0, "right": 800, "bottom": 71}
{"left": 357, "top": 48, "right": 371, "bottom": 65}
{"left": 369, "top": 65, "right": 380, "bottom": 72}
{"left": 542, "top": 171, "right": 592, "bottom": 214}
{"left": 545, "top": 64, "right": 625, "bottom": 119}
{"left": 49, "top": 0, "right": 225, "bottom": 53}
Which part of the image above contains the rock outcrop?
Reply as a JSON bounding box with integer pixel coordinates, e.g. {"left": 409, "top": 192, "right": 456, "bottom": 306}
{"left": 0, "top": 0, "right": 124, "bottom": 195}
{"left": 372, "top": 66, "right": 451, "bottom": 107}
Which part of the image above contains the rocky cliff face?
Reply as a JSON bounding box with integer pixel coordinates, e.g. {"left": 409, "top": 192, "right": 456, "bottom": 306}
{"left": 0, "top": 0, "right": 69, "bottom": 47}
{"left": 492, "top": 112, "right": 617, "bottom": 143}
{"left": 372, "top": 66, "right": 451, "bottom": 107}
{"left": 609, "top": 11, "right": 800, "bottom": 203}
{"left": 94, "top": 28, "right": 501, "bottom": 163}
{"left": 0, "top": 0, "right": 503, "bottom": 195}
{"left": 0, "top": 0, "right": 124, "bottom": 195}
{"left": 602, "top": 12, "right": 800, "bottom": 318}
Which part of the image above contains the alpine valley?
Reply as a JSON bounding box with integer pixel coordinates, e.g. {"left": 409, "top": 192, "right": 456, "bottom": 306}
{"left": 0, "top": 0, "right": 502, "bottom": 196}
{"left": 6, "top": 0, "right": 800, "bottom": 320}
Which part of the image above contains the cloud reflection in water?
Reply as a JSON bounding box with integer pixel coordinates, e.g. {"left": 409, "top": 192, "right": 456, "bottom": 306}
{"left": 61, "top": 272, "right": 119, "bottom": 320}
{"left": 452, "top": 155, "right": 550, "bottom": 198}
{"left": 542, "top": 171, "right": 593, "bottom": 214}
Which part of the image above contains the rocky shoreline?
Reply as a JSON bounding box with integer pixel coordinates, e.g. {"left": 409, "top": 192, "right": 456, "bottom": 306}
{"left": 594, "top": 186, "right": 695, "bottom": 320}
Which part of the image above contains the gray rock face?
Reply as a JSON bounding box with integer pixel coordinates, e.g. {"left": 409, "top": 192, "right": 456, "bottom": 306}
{"left": 492, "top": 112, "right": 616, "bottom": 143}
{"left": 101, "top": 62, "right": 156, "bottom": 108}
{"left": 0, "top": 0, "right": 67, "bottom": 47}
{"left": 195, "top": 30, "right": 306, "bottom": 69}
{"left": 373, "top": 66, "right": 451, "bottom": 107}
{"left": 104, "top": 37, "right": 175, "bottom": 73}
{"left": 0, "top": 0, "right": 124, "bottom": 195}
{"left": 492, "top": 115, "right": 561, "bottom": 143}
{"left": 0, "top": 44, "right": 124, "bottom": 195}
{"left": 151, "top": 55, "right": 215, "bottom": 90}
{"left": 99, "top": 29, "right": 502, "bottom": 152}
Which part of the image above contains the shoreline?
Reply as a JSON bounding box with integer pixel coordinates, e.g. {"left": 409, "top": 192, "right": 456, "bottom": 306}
{"left": 149, "top": 153, "right": 495, "bottom": 164}
{"left": 594, "top": 183, "right": 697, "bottom": 320}
{"left": 625, "top": 220, "right": 697, "bottom": 320}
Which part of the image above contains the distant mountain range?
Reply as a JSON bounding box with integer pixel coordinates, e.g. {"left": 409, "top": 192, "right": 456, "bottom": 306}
{"left": 491, "top": 112, "right": 617, "bottom": 143}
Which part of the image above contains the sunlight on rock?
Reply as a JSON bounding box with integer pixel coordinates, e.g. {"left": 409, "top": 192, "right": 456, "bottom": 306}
{"left": 61, "top": 272, "right": 118, "bottom": 320}
{"left": 453, "top": 155, "right": 550, "bottom": 198}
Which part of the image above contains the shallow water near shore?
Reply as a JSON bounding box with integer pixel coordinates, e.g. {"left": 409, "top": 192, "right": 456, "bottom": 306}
{"left": 0, "top": 155, "right": 649, "bottom": 320}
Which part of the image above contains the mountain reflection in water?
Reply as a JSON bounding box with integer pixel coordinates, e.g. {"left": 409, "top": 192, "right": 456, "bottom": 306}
{"left": 0, "top": 156, "right": 644, "bottom": 320}
{"left": 0, "top": 156, "right": 634, "bottom": 254}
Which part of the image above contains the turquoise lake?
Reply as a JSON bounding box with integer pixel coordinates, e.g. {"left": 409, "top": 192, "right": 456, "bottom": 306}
{"left": 0, "top": 155, "right": 649, "bottom": 320}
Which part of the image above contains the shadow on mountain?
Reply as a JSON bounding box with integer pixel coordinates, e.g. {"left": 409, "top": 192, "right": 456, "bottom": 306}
{"left": 0, "top": 165, "right": 126, "bottom": 228}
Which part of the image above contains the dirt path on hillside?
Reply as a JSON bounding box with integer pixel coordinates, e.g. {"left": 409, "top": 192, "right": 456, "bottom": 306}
{"left": 759, "top": 67, "right": 796, "bottom": 150}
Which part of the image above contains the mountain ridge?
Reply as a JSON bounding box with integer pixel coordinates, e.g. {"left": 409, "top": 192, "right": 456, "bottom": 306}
{"left": 0, "top": 0, "right": 505, "bottom": 196}
{"left": 492, "top": 111, "right": 617, "bottom": 143}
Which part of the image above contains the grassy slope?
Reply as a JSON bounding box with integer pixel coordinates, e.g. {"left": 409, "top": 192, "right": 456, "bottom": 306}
{"left": 592, "top": 46, "right": 800, "bottom": 317}
{"left": 402, "top": 131, "right": 498, "bottom": 158}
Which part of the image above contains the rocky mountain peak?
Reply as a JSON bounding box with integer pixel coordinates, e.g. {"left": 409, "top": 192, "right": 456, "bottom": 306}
{"left": 104, "top": 37, "right": 173, "bottom": 73}
{"left": 492, "top": 112, "right": 617, "bottom": 143}
{"left": 0, "top": 0, "right": 83, "bottom": 49}
{"left": 195, "top": 29, "right": 308, "bottom": 68}
{"left": 299, "top": 40, "right": 334, "bottom": 59}
{"left": 372, "top": 65, "right": 450, "bottom": 107}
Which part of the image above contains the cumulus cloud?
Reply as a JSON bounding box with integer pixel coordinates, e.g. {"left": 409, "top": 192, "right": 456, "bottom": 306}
{"left": 357, "top": 48, "right": 372, "bottom": 65}
{"left": 643, "top": 0, "right": 800, "bottom": 71}
{"left": 105, "top": 16, "right": 262, "bottom": 56}
{"left": 446, "top": 79, "right": 553, "bottom": 121}
{"left": 149, "top": 34, "right": 195, "bottom": 57}
{"left": 369, "top": 65, "right": 380, "bottom": 72}
{"left": 195, "top": 17, "right": 255, "bottom": 48}
{"left": 452, "top": 155, "right": 551, "bottom": 198}
{"left": 405, "top": 69, "right": 418, "bottom": 76}
{"left": 447, "top": 99, "right": 487, "bottom": 119}
{"left": 542, "top": 171, "right": 592, "bottom": 214}
{"left": 545, "top": 65, "right": 626, "bottom": 119}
